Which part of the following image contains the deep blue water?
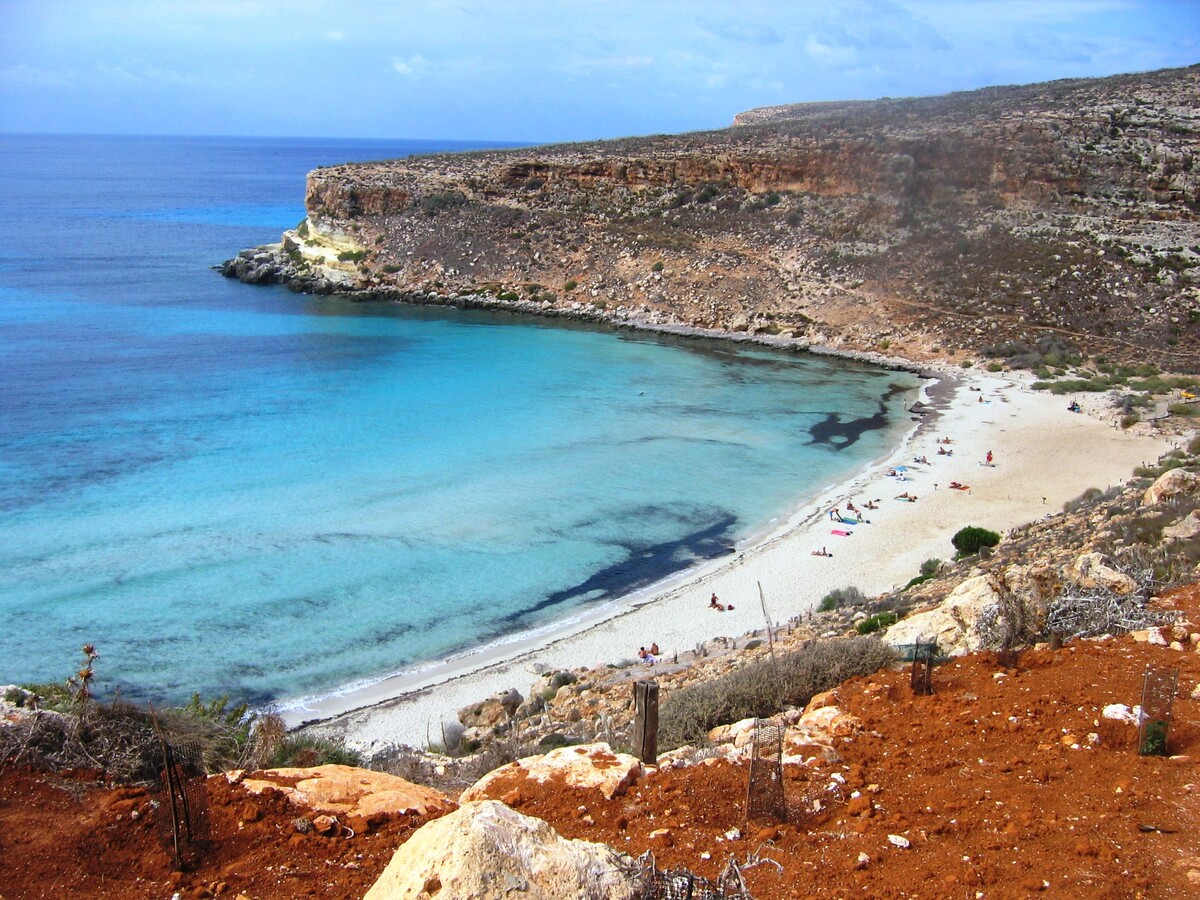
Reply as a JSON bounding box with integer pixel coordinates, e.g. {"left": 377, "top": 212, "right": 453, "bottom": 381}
{"left": 0, "top": 134, "right": 919, "bottom": 707}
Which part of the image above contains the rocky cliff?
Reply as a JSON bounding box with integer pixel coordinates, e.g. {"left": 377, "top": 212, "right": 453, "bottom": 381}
{"left": 224, "top": 64, "right": 1200, "bottom": 370}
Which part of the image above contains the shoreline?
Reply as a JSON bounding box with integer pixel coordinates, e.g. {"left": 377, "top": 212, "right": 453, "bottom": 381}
{"left": 286, "top": 353, "right": 1172, "bottom": 751}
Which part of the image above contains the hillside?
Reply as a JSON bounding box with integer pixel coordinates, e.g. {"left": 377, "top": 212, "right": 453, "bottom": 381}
{"left": 3, "top": 585, "right": 1197, "bottom": 898}
{"left": 225, "top": 64, "right": 1200, "bottom": 371}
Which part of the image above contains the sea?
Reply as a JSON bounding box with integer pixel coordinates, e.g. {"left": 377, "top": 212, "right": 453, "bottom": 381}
{"left": 0, "top": 133, "right": 920, "bottom": 709}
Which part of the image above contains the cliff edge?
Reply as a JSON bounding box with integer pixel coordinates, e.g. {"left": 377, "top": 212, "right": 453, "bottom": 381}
{"left": 225, "top": 64, "right": 1200, "bottom": 370}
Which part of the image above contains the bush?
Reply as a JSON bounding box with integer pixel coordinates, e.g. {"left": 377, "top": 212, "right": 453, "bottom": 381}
{"left": 337, "top": 249, "right": 367, "bottom": 262}
{"left": 651, "top": 261, "right": 664, "bottom": 272}
{"left": 657, "top": 637, "right": 896, "bottom": 751}
{"left": 1168, "top": 403, "right": 1198, "bottom": 417}
{"left": 857, "top": 612, "right": 899, "bottom": 634}
{"left": 269, "top": 734, "right": 362, "bottom": 768}
{"left": 819, "top": 585, "right": 865, "bottom": 612}
{"left": 563, "top": 279, "right": 577, "bottom": 292}
{"left": 952, "top": 526, "right": 1001, "bottom": 556}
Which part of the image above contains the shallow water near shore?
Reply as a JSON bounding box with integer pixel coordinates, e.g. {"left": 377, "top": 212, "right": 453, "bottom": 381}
{"left": 0, "top": 134, "right": 918, "bottom": 706}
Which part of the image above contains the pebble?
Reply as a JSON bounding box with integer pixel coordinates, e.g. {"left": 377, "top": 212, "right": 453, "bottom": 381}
{"left": 888, "top": 834, "right": 911, "bottom": 849}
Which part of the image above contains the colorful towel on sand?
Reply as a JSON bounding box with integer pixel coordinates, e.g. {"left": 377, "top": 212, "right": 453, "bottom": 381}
{"left": 831, "top": 529, "right": 852, "bottom": 536}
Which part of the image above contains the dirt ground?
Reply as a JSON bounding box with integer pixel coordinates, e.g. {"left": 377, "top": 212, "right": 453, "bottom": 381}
{"left": 2, "top": 585, "right": 1198, "bottom": 900}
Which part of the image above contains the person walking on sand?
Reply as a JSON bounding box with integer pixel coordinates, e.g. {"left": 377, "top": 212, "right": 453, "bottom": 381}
{"left": 986, "top": 450, "right": 994, "bottom": 466}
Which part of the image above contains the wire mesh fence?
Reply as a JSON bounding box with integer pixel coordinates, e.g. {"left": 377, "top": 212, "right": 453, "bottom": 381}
{"left": 910, "top": 641, "right": 935, "bottom": 696}
{"left": 636, "top": 852, "right": 753, "bottom": 900}
{"left": 745, "top": 718, "right": 786, "bottom": 824}
{"left": 150, "top": 719, "right": 212, "bottom": 870}
{"left": 1138, "top": 665, "right": 1180, "bottom": 756}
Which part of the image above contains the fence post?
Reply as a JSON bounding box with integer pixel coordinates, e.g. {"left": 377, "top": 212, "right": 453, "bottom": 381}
{"left": 632, "top": 679, "right": 659, "bottom": 765}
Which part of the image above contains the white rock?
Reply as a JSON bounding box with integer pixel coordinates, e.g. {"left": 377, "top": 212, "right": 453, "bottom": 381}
{"left": 1164, "top": 510, "right": 1200, "bottom": 542}
{"left": 883, "top": 574, "right": 1000, "bottom": 655}
{"left": 364, "top": 800, "right": 637, "bottom": 900}
{"left": 888, "top": 834, "right": 911, "bottom": 849}
{"left": 1063, "top": 552, "right": 1137, "bottom": 596}
{"left": 1143, "top": 469, "right": 1200, "bottom": 506}
{"left": 232, "top": 765, "right": 454, "bottom": 819}
{"left": 461, "top": 743, "right": 643, "bottom": 803}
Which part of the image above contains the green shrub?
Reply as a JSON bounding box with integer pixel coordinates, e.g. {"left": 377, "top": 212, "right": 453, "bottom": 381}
{"left": 11, "top": 682, "right": 73, "bottom": 712}
{"left": 295, "top": 219, "right": 310, "bottom": 237}
{"left": 651, "top": 261, "right": 664, "bottom": 272}
{"left": 1140, "top": 720, "right": 1169, "bottom": 756}
{"left": 1168, "top": 403, "right": 1198, "bottom": 417}
{"left": 563, "top": 279, "right": 578, "bottom": 292}
{"left": 857, "top": 612, "right": 899, "bottom": 634}
{"left": 657, "top": 637, "right": 896, "bottom": 751}
{"left": 337, "top": 249, "right": 367, "bottom": 262}
{"left": 952, "top": 525, "right": 1001, "bottom": 556}
{"left": 419, "top": 190, "right": 467, "bottom": 214}
{"left": 270, "top": 734, "right": 361, "bottom": 768}
{"left": 819, "top": 585, "right": 865, "bottom": 612}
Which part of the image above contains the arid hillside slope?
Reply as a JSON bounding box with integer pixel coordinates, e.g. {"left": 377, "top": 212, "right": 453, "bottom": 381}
{"left": 2, "top": 584, "right": 1197, "bottom": 899}
{"left": 225, "top": 64, "right": 1200, "bottom": 370}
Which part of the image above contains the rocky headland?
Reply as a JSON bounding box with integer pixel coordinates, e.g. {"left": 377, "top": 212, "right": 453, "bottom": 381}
{"left": 225, "top": 63, "right": 1199, "bottom": 371}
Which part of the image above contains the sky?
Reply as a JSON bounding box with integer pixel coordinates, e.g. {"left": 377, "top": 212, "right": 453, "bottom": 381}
{"left": 1, "top": 0, "right": 1197, "bottom": 143}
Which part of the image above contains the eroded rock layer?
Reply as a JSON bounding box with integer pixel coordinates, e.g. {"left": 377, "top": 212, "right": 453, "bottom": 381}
{"left": 225, "top": 64, "right": 1200, "bottom": 369}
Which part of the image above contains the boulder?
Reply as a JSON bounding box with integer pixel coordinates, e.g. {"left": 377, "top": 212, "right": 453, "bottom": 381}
{"left": 461, "top": 743, "right": 644, "bottom": 804}
{"left": 232, "top": 764, "right": 454, "bottom": 819}
{"left": 364, "top": 800, "right": 638, "bottom": 900}
{"left": 1063, "top": 552, "right": 1137, "bottom": 595}
{"left": 883, "top": 574, "right": 1000, "bottom": 655}
{"left": 1164, "top": 510, "right": 1200, "bottom": 542}
{"left": 1143, "top": 468, "right": 1200, "bottom": 506}
{"left": 459, "top": 688, "right": 524, "bottom": 729}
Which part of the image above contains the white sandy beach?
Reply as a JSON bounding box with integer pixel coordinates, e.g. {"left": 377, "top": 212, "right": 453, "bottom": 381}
{"left": 285, "top": 368, "right": 1174, "bottom": 751}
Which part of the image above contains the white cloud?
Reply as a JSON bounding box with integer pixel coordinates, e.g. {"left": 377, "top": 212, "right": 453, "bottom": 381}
{"left": 0, "top": 65, "right": 77, "bottom": 88}
{"left": 391, "top": 56, "right": 427, "bottom": 76}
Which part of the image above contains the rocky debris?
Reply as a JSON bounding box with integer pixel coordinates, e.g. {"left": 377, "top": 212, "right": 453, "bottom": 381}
{"left": 363, "top": 799, "right": 638, "bottom": 900}
{"left": 1165, "top": 509, "right": 1200, "bottom": 542}
{"left": 461, "top": 743, "right": 645, "bottom": 804}
{"left": 1144, "top": 468, "right": 1200, "bottom": 506}
{"left": 1063, "top": 552, "right": 1139, "bottom": 596}
{"left": 458, "top": 688, "right": 524, "bottom": 730}
{"left": 231, "top": 764, "right": 454, "bottom": 819}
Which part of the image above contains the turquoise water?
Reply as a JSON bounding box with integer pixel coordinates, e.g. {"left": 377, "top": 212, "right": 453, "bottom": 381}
{"left": 0, "top": 135, "right": 918, "bottom": 707}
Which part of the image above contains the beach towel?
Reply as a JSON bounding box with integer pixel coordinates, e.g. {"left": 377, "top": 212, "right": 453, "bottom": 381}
{"left": 831, "top": 529, "right": 851, "bottom": 536}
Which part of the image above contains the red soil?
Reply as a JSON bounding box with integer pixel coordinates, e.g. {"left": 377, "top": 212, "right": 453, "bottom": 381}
{"left": 2, "top": 586, "right": 1198, "bottom": 899}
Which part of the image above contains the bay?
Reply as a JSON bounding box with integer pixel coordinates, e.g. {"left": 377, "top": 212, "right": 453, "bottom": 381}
{"left": 0, "top": 134, "right": 918, "bottom": 706}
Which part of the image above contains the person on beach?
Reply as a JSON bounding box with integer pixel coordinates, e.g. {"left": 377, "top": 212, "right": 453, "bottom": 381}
{"left": 986, "top": 450, "right": 994, "bottom": 466}
{"left": 650, "top": 642, "right": 660, "bottom": 656}
{"left": 846, "top": 500, "right": 860, "bottom": 516}
{"left": 709, "top": 593, "right": 728, "bottom": 612}
{"left": 896, "top": 492, "right": 917, "bottom": 501}
{"left": 811, "top": 547, "right": 832, "bottom": 557}
{"left": 938, "top": 446, "right": 953, "bottom": 456}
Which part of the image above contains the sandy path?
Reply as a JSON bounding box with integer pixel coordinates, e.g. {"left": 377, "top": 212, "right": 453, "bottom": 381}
{"left": 283, "top": 370, "right": 1170, "bottom": 751}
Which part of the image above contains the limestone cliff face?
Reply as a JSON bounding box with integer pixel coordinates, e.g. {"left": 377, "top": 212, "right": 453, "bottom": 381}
{"left": 228, "top": 64, "right": 1200, "bottom": 370}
